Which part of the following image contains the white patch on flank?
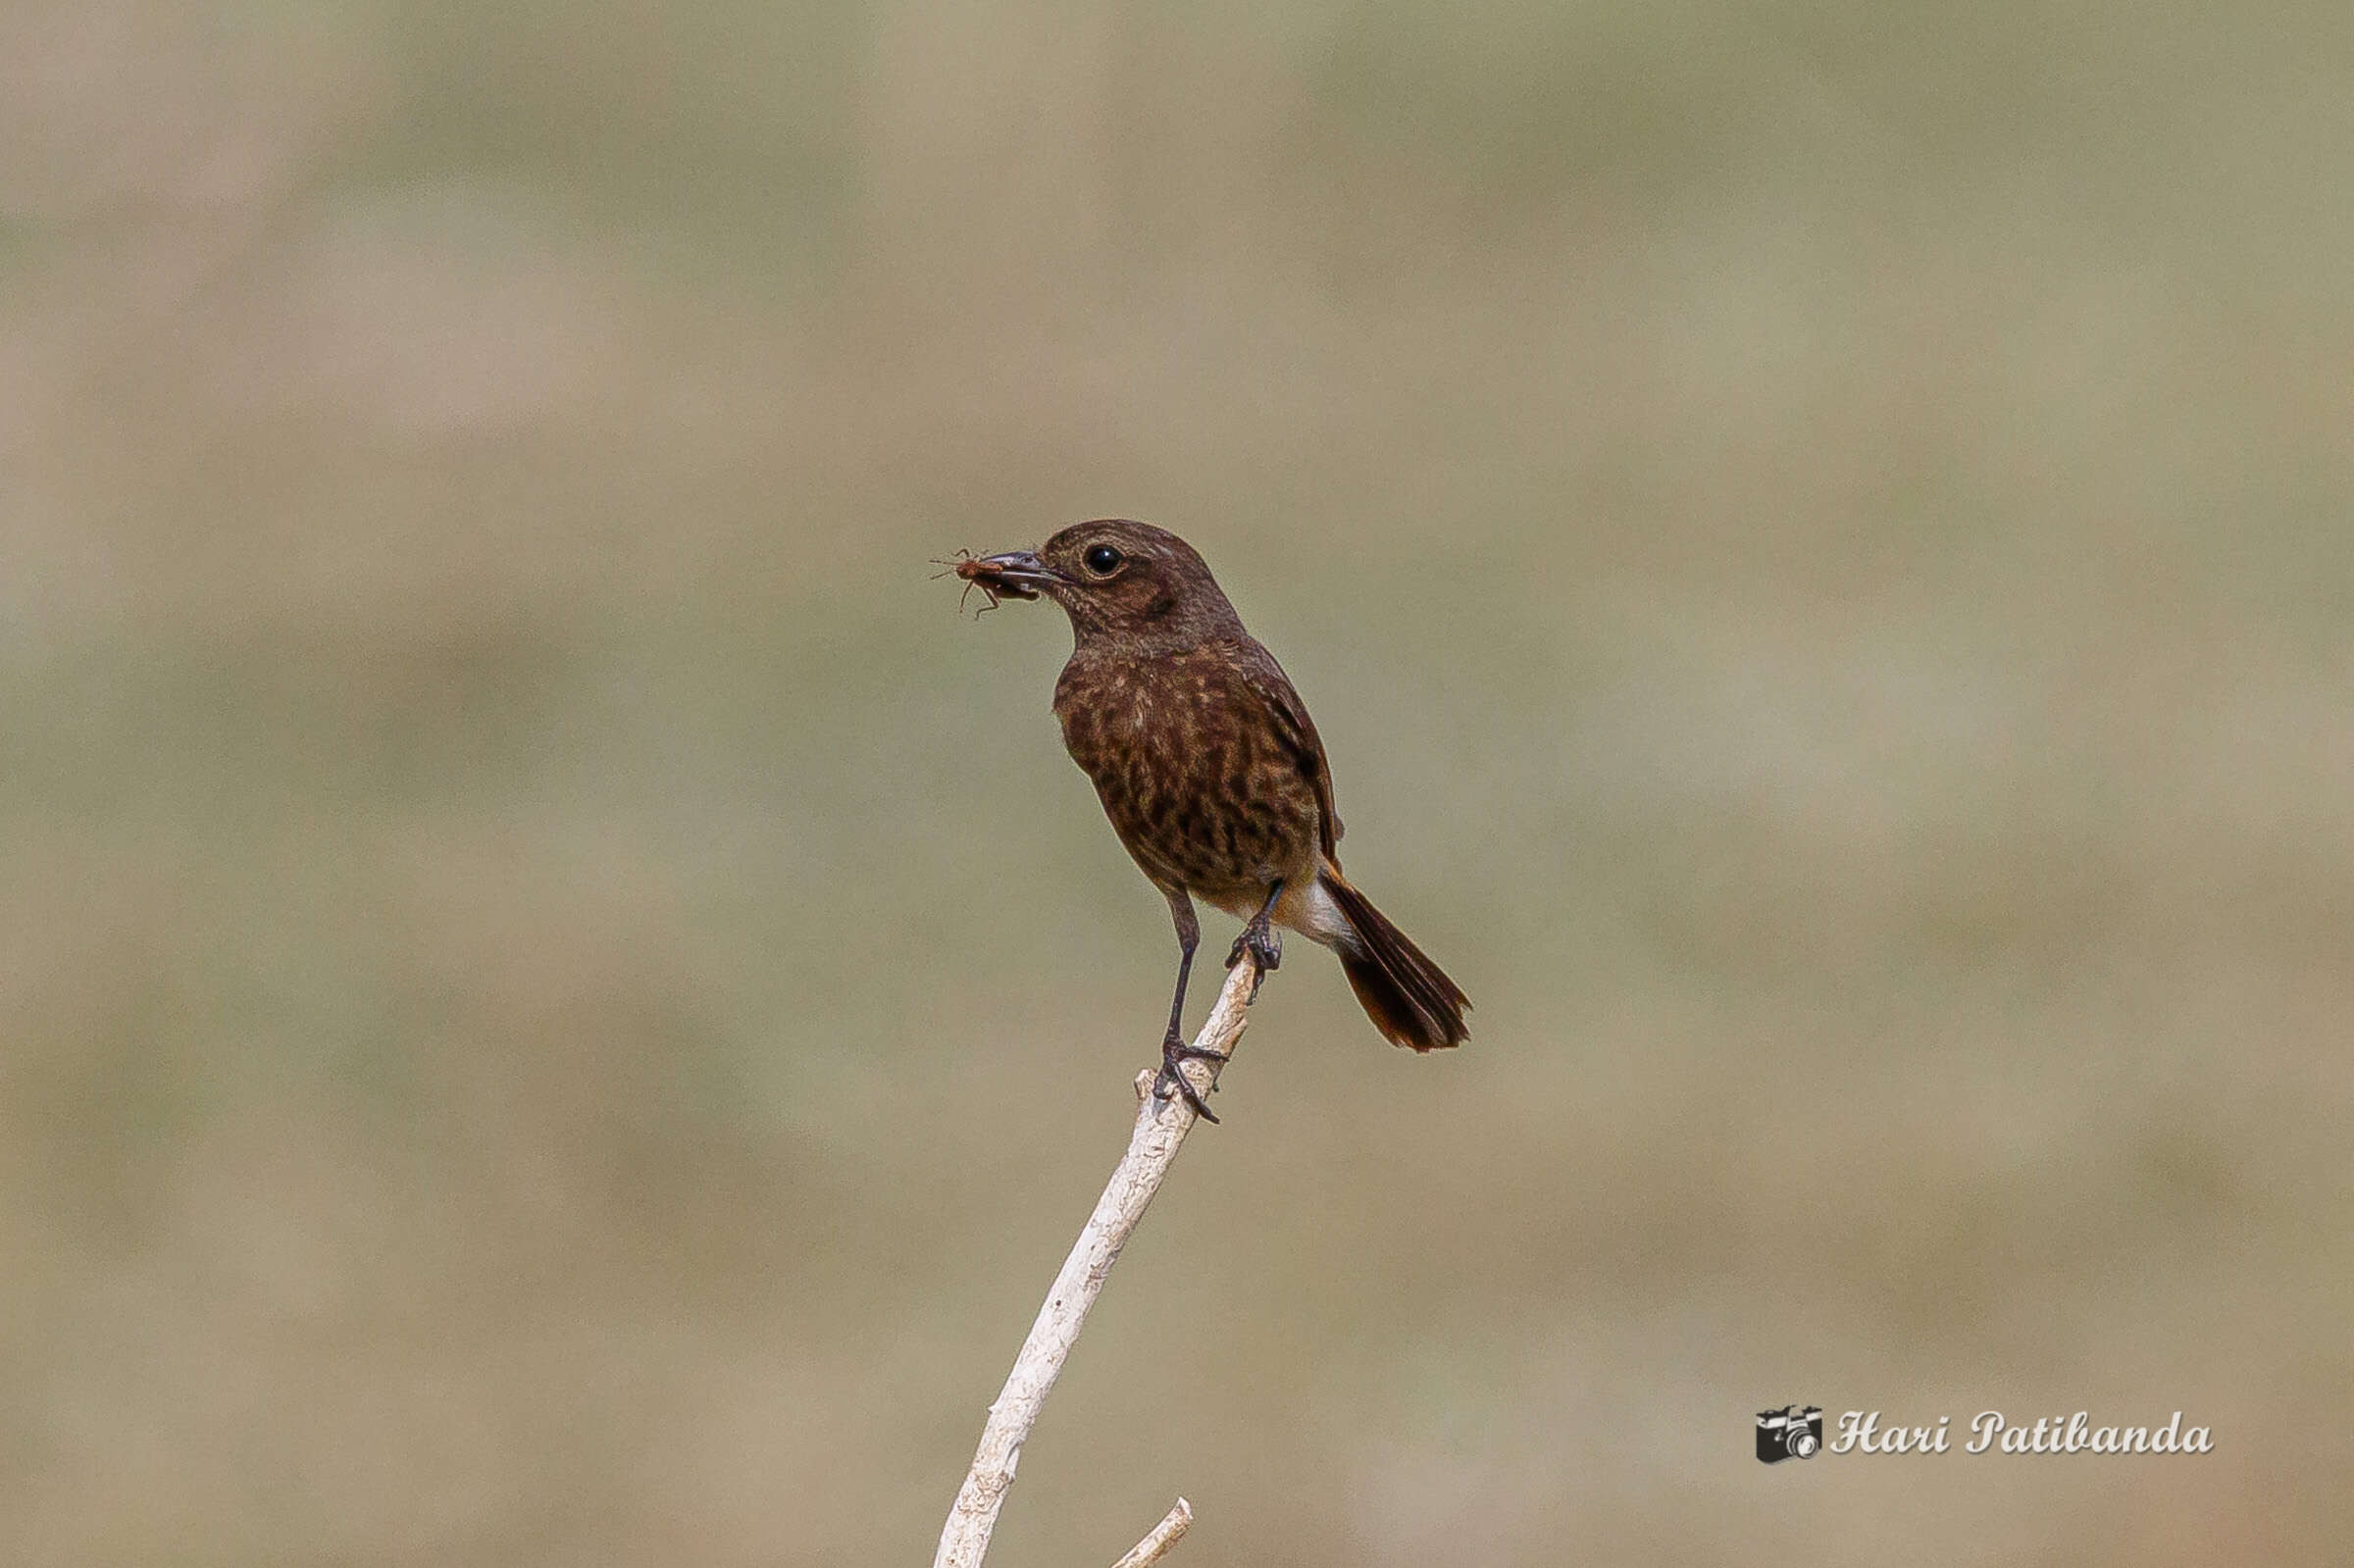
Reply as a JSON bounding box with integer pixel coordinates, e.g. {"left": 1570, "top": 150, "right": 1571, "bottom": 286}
{"left": 1297, "top": 879, "right": 1357, "bottom": 949}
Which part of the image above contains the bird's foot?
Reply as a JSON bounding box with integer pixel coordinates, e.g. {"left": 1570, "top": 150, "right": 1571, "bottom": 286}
{"left": 1226, "top": 920, "right": 1280, "bottom": 973}
{"left": 1153, "top": 1032, "right": 1228, "bottom": 1124}
{"left": 1226, "top": 917, "right": 1280, "bottom": 999}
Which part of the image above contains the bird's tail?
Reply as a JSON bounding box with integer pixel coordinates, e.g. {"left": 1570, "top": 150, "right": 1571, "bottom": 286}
{"left": 1319, "top": 869, "right": 1470, "bottom": 1051}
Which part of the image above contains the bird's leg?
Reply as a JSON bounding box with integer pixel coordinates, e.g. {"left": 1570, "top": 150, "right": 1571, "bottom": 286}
{"left": 1152, "top": 887, "right": 1223, "bottom": 1123}
{"left": 1226, "top": 878, "right": 1285, "bottom": 1000}
{"left": 1159, "top": 887, "right": 1199, "bottom": 1048}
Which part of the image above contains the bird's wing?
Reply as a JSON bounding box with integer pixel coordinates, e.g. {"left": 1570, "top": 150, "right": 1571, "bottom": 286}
{"left": 1224, "top": 638, "right": 1343, "bottom": 864}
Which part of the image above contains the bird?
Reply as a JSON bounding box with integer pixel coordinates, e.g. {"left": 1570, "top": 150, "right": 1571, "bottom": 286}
{"left": 957, "top": 520, "right": 1468, "bottom": 1120}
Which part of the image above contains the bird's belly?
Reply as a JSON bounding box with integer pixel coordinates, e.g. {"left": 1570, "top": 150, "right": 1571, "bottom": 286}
{"left": 1100, "top": 778, "right": 1315, "bottom": 893}
{"left": 1203, "top": 874, "right": 1350, "bottom": 948}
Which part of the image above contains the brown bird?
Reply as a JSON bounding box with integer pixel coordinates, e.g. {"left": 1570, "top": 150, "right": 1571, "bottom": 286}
{"left": 961, "top": 520, "right": 1468, "bottom": 1120}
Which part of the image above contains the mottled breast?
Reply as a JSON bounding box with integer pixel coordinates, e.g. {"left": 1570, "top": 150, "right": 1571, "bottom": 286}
{"left": 1052, "top": 641, "right": 1326, "bottom": 898}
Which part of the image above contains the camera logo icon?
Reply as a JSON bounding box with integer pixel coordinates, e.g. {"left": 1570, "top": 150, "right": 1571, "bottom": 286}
{"left": 1757, "top": 1405, "right": 1823, "bottom": 1463}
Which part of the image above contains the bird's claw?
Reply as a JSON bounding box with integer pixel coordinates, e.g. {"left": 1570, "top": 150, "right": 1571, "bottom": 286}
{"left": 1226, "top": 920, "right": 1280, "bottom": 974}
{"left": 1226, "top": 918, "right": 1280, "bottom": 1000}
{"left": 1154, "top": 1035, "right": 1228, "bottom": 1124}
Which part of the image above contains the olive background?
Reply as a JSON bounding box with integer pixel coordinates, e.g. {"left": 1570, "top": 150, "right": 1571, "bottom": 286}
{"left": 3, "top": 3, "right": 2349, "bottom": 1563}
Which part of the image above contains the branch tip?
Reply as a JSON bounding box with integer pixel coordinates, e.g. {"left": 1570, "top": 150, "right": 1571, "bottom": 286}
{"left": 1110, "top": 1497, "right": 1194, "bottom": 1568}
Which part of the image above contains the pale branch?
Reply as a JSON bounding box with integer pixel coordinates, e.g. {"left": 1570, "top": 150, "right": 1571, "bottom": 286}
{"left": 930, "top": 954, "right": 1263, "bottom": 1568}
{"left": 1109, "top": 1498, "right": 1193, "bottom": 1568}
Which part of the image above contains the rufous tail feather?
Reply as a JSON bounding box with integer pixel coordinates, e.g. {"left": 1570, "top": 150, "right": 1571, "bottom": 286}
{"left": 1320, "top": 870, "right": 1469, "bottom": 1051}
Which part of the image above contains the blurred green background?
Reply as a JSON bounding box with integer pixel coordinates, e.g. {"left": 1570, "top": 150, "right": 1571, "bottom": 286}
{"left": 4, "top": 1, "right": 2349, "bottom": 1563}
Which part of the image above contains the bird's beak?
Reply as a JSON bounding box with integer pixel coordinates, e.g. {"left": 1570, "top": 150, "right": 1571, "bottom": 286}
{"left": 969, "top": 549, "right": 1064, "bottom": 597}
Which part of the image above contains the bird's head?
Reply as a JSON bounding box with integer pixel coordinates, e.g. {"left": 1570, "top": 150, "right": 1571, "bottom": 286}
{"left": 962, "top": 520, "right": 1244, "bottom": 651}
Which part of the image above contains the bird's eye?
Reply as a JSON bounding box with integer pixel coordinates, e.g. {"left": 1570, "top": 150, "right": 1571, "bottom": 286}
{"left": 1083, "top": 543, "right": 1124, "bottom": 576}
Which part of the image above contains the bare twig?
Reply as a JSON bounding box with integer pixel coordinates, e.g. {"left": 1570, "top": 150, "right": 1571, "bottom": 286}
{"left": 1109, "top": 1498, "right": 1193, "bottom": 1568}
{"left": 930, "top": 956, "right": 1261, "bottom": 1568}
